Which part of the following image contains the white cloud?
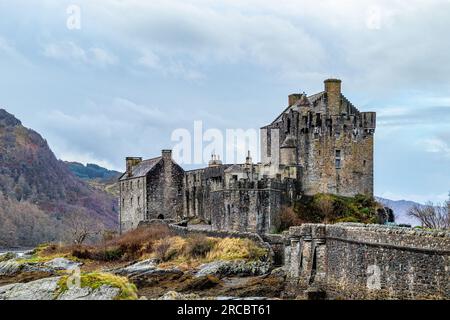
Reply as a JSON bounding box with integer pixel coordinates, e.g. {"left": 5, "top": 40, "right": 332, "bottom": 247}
{"left": 419, "top": 138, "right": 450, "bottom": 159}
{"left": 89, "top": 48, "right": 118, "bottom": 66}
{"left": 137, "top": 49, "right": 205, "bottom": 80}
{"left": 43, "top": 41, "right": 118, "bottom": 67}
{"left": 0, "top": 36, "right": 32, "bottom": 66}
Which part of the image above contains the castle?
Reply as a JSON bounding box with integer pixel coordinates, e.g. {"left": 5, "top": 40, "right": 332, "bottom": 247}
{"left": 119, "top": 79, "right": 376, "bottom": 234}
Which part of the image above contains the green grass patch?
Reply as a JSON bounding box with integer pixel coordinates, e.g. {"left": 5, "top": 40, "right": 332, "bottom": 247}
{"left": 56, "top": 272, "right": 138, "bottom": 300}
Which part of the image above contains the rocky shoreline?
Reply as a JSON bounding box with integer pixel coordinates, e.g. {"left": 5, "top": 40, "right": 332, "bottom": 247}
{"left": 0, "top": 246, "right": 285, "bottom": 300}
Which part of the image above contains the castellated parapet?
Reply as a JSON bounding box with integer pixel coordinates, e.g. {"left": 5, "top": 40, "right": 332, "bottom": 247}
{"left": 119, "top": 79, "right": 376, "bottom": 233}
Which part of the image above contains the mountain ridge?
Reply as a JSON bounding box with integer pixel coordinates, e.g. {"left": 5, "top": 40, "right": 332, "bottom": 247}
{"left": 0, "top": 108, "right": 118, "bottom": 247}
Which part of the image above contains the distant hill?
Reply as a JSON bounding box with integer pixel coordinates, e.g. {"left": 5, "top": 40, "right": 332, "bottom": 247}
{"left": 376, "top": 197, "right": 421, "bottom": 226}
{"left": 65, "top": 162, "right": 121, "bottom": 198}
{"left": 0, "top": 109, "right": 118, "bottom": 247}
{"left": 65, "top": 162, "right": 121, "bottom": 182}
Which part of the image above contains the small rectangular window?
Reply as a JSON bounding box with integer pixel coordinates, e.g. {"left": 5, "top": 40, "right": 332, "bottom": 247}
{"left": 335, "top": 150, "right": 342, "bottom": 169}
{"left": 335, "top": 159, "right": 341, "bottom": 169}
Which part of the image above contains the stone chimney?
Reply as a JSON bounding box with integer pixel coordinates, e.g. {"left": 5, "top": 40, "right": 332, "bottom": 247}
{"left": 126, "top": 157, "right": 142, "bottom": 177}
{"left": 208, "top": 154, "right": 223, "bottom": 168}
{"left": 324, "top": 79, "right": 342, "bottom": 115}
{"left": 162, "top": 149, "right": 172, "bottom": 161}
{"left": 288, "top": 94, "right": 302, "bottom": 106}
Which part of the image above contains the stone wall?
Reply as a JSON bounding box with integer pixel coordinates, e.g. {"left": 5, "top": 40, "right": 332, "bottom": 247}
{"left": 119, "top": 176, "right": 146, "bottom": 233}
{"left": 146, "top": 159, "right": 184, "bottom": 221}
{"left": 184, "top": 167, "right": 287, "bottom": 234}
{"left": 284, "top": 223, "right": 450, "bottom": 299}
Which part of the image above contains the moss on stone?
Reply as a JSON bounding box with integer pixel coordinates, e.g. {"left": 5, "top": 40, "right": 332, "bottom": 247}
{"left": 56, "top": 272, "right": 138, "bottom": 300}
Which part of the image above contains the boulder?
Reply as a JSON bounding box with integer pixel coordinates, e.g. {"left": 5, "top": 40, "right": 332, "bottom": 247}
{"left": 0, "top": 277, "right": 61, "bottom": 300}
{"left": 0, "top": 260, "right": 22, "bottom": 276}
{"left": 113, "top": 259, "right": 183, "bottom": 285}
{"left": 113, "top": 259, "right": 158, "bottom": 277}
{"left": 0, "top": 276, "right": 122, "bottom": 300}
{"left": 58, "top": 284, "right": 120, "bottom": 300}
{"left": 43, "top": 258, "right": 82, "bottom": 271}
{"left": 195, "top": 260, "right": 271, "bottom": 278}
{"left": 158, "top": 291, "right": 202, "bottom": 300}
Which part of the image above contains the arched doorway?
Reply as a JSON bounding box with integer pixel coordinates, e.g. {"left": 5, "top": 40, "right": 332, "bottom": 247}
{"left": 157, "top": 214, "right": 164, "bottom": 220}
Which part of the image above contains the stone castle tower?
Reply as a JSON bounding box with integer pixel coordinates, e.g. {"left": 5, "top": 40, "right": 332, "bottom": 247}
{"left": 261, "top": 79, "right": 376, "bottom": 196}
{"left": 119, "top": 79, "right": 376, "bottom": 233}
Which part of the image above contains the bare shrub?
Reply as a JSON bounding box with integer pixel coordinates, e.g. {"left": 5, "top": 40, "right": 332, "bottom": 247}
{"left": 276, "top": 207, "right": 302, "bottom": 232}
{"left": 408, "top": 201, "right": 449, "bottom": 230}
{"left": 64, "top": 209, "right": 102, "bottom": 245}
{"left": 315, "top": 196, "right": 335, "bottom": 223}
{"left": 154, "top": 238, "right": 173, "bottom": 262}
{"left": 183, "top": 234, "right": 215, "bottom": 258}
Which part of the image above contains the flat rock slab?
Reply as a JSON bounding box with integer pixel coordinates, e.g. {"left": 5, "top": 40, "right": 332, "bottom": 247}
{"left": 0, "top": 277, "right": 61, "bottom": 300}
{"left": 43, "top": 258, "right": 82, "bottom": 271}
{"left": 195, "top": 260, "right": 271, "bottom": 278}
{"left": 58, "top": 284, "right": 120, "bottom": 300}
{"left": 0, "top": 260, "right": 22, "bottom": 276}
{"left": 0, "top": 276, "right": 121, "bottom": 300}
{"left": 113, "top": 259, "right": 158, "bottom": 277}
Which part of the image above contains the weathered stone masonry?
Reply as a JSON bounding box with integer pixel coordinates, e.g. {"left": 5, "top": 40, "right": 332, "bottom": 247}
{"left": 284, "top": 223, "right": 450, "bottom": 299}
{"left": 119, "top": 79, "right": 376, "bottom": 234}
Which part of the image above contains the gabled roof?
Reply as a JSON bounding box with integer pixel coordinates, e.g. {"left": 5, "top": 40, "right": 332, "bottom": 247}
{"left": 224, "top": 164, "right": 246, "bottom": 174}
{"left": 119, "top": 157, "right": 162, "bottom": 181}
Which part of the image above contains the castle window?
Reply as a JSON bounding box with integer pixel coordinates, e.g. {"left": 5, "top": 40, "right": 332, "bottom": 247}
{"left": 335, "top": 150, "right": 342, "bottom": 169}
{"left": 130, "top": 197, "right": 133, "bottom": 206}
{"left": 363, "top": 160, "right": 367, "bottom": 167}
{"left": 138, "top": 196, "right": 140, "bottom": 206}
{"left": 286, "top": 118, "right": 291, "bottom": 134}
{"left": 122, "top": 198, "right": 125, "bottom": 207}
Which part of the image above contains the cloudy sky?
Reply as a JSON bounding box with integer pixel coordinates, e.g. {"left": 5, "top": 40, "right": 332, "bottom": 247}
{"left": 0, "top": 0, "right": 449, "bottom": 203}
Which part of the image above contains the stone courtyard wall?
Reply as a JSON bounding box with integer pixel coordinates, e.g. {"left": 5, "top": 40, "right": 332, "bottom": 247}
{"left": 285, "top": 223, "right": 450, "bottom": 299}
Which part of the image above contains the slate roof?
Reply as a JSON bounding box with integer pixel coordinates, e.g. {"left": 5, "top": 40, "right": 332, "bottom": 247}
{"left": 119, "top": 157, "right": 162, "bottom": 181}
{"left": 224, "top": 164, "right": 246, "bottom": 173}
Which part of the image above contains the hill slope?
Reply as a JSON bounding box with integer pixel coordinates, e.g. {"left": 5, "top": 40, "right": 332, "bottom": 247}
{"left": 65, "top": 162, "right": 121, "bottom": 198}
{"left": 0, "top": 109, "right": 118, "bottom": 247}
{"left": 376, "top": 197, "right": 420, "bottom": 226}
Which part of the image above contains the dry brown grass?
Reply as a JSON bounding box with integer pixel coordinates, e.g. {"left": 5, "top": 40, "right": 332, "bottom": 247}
{"left": 40, "top": 225, "right": 174, "bottom": 263}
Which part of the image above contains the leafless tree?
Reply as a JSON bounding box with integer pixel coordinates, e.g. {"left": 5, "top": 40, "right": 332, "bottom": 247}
{"left": 316, "top": 197, "right": 334, "bottom": 223}
{"left": 408, "top": 201, "right": 449, "bottom": 230}
{"left": 64, "top": 210, "right": 102, "bottom": 245}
